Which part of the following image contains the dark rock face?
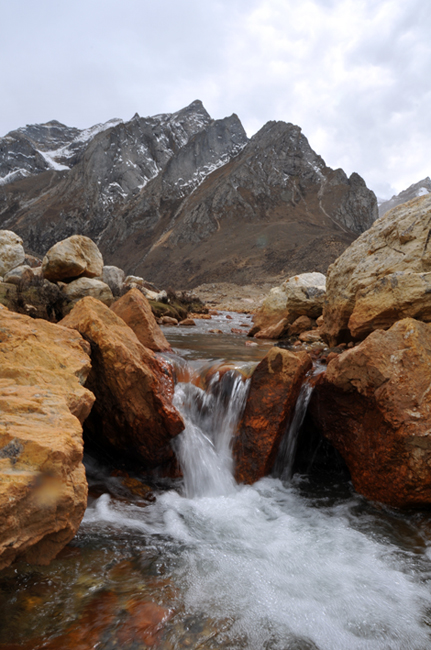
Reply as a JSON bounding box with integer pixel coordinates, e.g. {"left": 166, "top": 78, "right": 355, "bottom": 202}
{"left": 379, "top": 177, "right": 431, "bottom": 217}
{"left": 0, "top": 101, "right": 377, "bottom": 287}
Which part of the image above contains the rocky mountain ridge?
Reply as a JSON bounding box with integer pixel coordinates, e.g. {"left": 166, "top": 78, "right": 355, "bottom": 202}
{"left": 0, "top": 101, "right": 378, "bottom": 288}
{"left": 379, "top": 176, "right": 431, "bottom": 217}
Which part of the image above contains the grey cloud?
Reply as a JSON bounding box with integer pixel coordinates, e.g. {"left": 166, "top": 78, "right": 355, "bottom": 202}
{"left": 0, "top": 0, "right": 430, "bottom": 198}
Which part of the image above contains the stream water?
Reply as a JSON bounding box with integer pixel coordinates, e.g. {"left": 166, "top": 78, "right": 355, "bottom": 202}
{"left": 2, "top": 312, "right": 431, "bottom": 649}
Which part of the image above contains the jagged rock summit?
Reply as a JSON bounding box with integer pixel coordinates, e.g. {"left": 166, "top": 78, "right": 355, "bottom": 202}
{"left": 0, "top": 101, "right": 378, "bottom": 288}
{"left": 379, "top": 177, "right": 431, "bottom": 217}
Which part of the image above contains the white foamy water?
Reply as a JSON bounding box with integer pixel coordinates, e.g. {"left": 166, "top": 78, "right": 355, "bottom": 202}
{"left": 172, "top": 369, "right": 249, "bottom": 498}
{"left": 84, "top": 481, "right": 431, "bottom": 650}
{"left": 82, "top": 362, "right": 431, "bottom": 650}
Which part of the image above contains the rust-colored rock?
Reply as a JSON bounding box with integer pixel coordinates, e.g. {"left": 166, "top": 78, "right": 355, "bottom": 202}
{"left": 179, "top": 318, "right": 196, "bottom": 326}
{"left": 298, "top": 329, "right": 324, "bottom": 343}
{"left": 312, "top": 318, "right": 431, "bottom": 507}
{"left": 61, "top": 297, "right": 184, "bottom": 466}
{"left": 233, "top": 347, "right": 312, "bottom": 483}
{"left": 0, "top": 308, "right": 94, "bottom": 570}
{"left": 254, "top": 318, "right": 290, "bottom": 340}
{"left": 111, "top": 288, "right": 171, "bottom": 352}
{"left": 289, "top": 315, "right": 313, "bottom": 336}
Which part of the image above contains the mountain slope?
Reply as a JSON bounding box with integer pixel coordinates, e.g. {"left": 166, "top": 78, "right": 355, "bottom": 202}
{"left": 379, "top": 177, "right": 431, "bottom": 217}
{"left": 0, "top": 102, "right": 377, "bottom": 288}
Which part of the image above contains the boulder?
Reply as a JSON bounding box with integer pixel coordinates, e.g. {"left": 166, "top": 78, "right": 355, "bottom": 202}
{"left": 160, "top": 316, "right": 178, "bottom": 326}
{"left": 102, "top": 265, "right": 125, "bottom": 295}
{"left": 312, "top": 318, "right": 431, "bottom": 507}
{"left": 124, "top": 275, "right": 145, "bottom": 287}
{"left": 179, "top": 318, "right": 196, "bottom": 327}
{"left": 254, "top": 318, "right": 290, "bottom": 340}
{"left": 62, "top": 277, "right": 114, "bottom": 312}
{"left": 61, "top": 297, "right": 184, "bottom": 466}
{"left": 111, "top": 288, "right": 171, "bottom": 353}
{"left": 3, "top": 264, "right": 34, "bottom": 285}
{"left": 289, "top": 315, "right": 313, "bottom": 336}
{"left": 42, "top": 235, "right": 103, "bottom": 282}
{"left": 0, "top": 230, "right": 25, "bottom": 276}
{"left": 322, "top": 193, "right": 431, "bottom": 346}
{"left": 281, "top": 272, "right": 326, "bottom": 318}
{"left": 254, "top": 272, "right": 326, "bottom": 333}
{"left": 233, "top": 348, "right": 312, "bottom": 483}
{"left": 0, "top": 308, "right": 95, "bottom": 569}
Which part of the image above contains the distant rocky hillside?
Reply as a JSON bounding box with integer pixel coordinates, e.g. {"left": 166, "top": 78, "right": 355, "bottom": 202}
{"left": 0, "top": 101, "right": 378, "bottom": 288}
{"left": 379, "top": 177, "right": 431, "bottom": 217}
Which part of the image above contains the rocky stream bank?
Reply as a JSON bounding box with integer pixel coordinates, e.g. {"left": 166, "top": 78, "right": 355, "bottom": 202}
{"left": 2, "top": 194, "right": 431, "bottom": 648}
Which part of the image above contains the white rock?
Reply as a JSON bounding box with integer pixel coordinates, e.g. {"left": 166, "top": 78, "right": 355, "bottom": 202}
{"left": 0, "top": 230, "right": 25, "bottom": 276}
{"left": 42, "top": 235, "right": 103, "bottom": 282}
{"left": 102, "top": 265, "right": 125, "bottom": 294}
{"left": 255, "top": 272, "right": 326, "bottom": 330}
{"left": 62, "top": 277, "right": 114, "bottom": 312}
{"left": 3, "top": 265, "right": 34, "bottom": 285}
{"left": 124, "top": 275, "right": 144, "bottom": 286}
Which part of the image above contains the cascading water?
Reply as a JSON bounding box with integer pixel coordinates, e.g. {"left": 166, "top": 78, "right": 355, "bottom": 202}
{"left": 173, "top": 366, "right": 250, "bottom": 498}
{"left": 4, "top": 316, "right": 431, "bottom": 650}
{"left": 82, "top": 353, "right": 431, "bottom": 649}
{"left": 273, "top": 363, "right": 324, "bottom": 481}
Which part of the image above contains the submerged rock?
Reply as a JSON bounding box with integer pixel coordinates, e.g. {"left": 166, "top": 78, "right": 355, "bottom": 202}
{"left": 0, "top": 307, "right": 94, "bottom": 569}
{"left": 312, "top": 318, "right": 431, "bottom": 507}
{"left": 111, "top": 288, "right": 171, "bottom": 352}
{"left": 61, "top": 297, "right": 184, "bottom": 466}
{"left": 322, "top": 193, "right": 431, "bottom": 345}
{"left": 233, "top": 347, "right": 312, "bottom": 483}
{"left": 42, "top": 235, "right": 103, "bottom": 282}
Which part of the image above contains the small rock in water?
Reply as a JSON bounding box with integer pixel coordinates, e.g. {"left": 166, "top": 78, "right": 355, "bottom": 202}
{"left": 209, "top": 328, "right": 223, "bottom": 334}
{"left": 160, "top": 315, "right": 178, "bottom": 326}
{"left": 231, "top": 327, "right": 247, "bottom": 334}
{"left": 179, "top": 318, "right": 196, "bottom": 327}
{"left": 245, "top": 341, "right": 258, "bottom": 347}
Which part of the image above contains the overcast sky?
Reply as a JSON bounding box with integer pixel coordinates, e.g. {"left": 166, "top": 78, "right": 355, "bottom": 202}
{"left": 1, "top": 0, "right": 430, "bottom": 198}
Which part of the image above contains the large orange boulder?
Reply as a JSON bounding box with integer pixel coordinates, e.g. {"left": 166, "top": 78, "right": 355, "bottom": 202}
{"left": 111, "top": 288, "right": 172, "bottom": 352}
{"left": 0, "top": 308, "right": 95, "bottom": 570}
{"left": 61, "top": 297, "right": 184, "bottom": 466}
{"left": 233, "top": 347, "right": 312, "bottom": 483}
{"left": 312, "top": 318, "right": 431, "bottom": 507}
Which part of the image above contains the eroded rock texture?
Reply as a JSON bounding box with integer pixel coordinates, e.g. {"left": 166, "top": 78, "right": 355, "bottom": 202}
{"left": 61, "top": 297, "right": 184, "bottom": 466}
{"left": 312, "top": 318, "right": 431, "bottom": 508}
{"left": 111, "top": 288, "right": 172, "bottom": 352}
{"left": 322, "top": 193, "right": 431, "bottom": 346}
{"left": 0, "top": 307, "right": 94, "bottom": 569}
{"left": 233, "top": 348, "right": 312, "bottom": 484}
{"left": 0, "top": 102, "right": 376, "bottom": 287}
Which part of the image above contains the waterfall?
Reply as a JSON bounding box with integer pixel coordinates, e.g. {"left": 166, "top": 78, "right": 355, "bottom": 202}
{"left": 273, "top": 362, "right": 324, "bottom": 481}
{"left": 173, "top": 366, "right": 250, "bottom": 498}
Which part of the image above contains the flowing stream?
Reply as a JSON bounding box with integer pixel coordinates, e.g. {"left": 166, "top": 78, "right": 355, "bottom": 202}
{"left": 2, "top": 312, "right": 431, "bottom": 649}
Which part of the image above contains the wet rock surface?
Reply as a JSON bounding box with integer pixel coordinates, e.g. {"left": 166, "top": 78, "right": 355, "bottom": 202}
{"left": 312, "top": 318, "right": 431, "bottom": 507}
{"left": 61, "top": 297, "right": 184, "bottom": 467}
{"left": 233, "top": 347, "right": 312, "bottom": 484}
